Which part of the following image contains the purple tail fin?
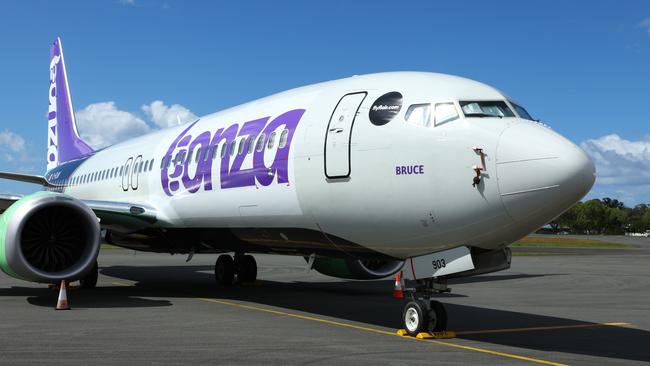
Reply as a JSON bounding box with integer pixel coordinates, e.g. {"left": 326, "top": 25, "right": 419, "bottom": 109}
{"left": 47, "top": 37, "right": 93, "bottom": 171}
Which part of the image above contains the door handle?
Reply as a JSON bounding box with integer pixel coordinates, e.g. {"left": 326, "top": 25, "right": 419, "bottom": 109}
{"left": 329, "top": 128, "right": 344, "bottom": 133}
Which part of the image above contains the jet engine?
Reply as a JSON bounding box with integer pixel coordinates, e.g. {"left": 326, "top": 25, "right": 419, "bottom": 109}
{"left": 311, "top": 256, "right": 404, "bottom": 280}
{"left": 0, "top": 192, "right": 100, "bottom": 283}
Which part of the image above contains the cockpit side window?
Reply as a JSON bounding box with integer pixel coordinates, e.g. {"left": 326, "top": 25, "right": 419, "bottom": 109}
{"left": 434, "top": 102, "right": 459, "bottom": 126}
{"left": 460, "top": 101, "right": 515, "bottom": 118}
{"left": 404, "top": 104, "right": 431, "bottom": 127}
{"left": 510, "top": 101, "right": 534, "bottom": 121}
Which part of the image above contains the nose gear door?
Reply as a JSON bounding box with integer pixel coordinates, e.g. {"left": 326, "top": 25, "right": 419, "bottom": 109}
{"left": 324, "top": 92, "right": 367, "bottom": 179}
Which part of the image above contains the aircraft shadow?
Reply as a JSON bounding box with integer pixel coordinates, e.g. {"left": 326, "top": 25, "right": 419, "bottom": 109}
{"left": 0, "top": 286, "right": 173, "bottom": 308}
{"left": 4, "top": 264, "right": 648, "bottom": 363}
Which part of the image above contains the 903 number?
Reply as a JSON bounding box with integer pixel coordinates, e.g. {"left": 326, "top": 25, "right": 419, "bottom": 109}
{"left": 432, "top": 258, "right": 446, "bottom": 270}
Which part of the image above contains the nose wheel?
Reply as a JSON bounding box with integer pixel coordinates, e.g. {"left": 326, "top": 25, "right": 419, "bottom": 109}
{"left": 402, "top": 300, "right": 447, "bottom": 336}
{"left": 401, "top": 278, "right": 449, "bottom": 336}
{"left": 214, "top": 254, "right": 257, "bottom": 286}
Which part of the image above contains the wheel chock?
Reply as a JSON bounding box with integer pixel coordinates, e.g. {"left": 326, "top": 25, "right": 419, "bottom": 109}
{"left": 416, "top": 331, "right": 456, "bottom": 339}
{"left": 396, "top": 329, "right": 456, "bottom": 339}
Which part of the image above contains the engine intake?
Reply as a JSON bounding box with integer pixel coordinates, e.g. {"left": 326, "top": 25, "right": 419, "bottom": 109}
{"left": 0, "top": 192, "right": 100, "bottom": 283}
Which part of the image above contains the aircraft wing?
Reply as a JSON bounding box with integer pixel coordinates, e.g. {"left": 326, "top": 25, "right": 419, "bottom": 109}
{"left": 0, "top": 193, "right": 158, "bottom": 231}
{"left": 1, "top": 170, "right": 159, "bottom": 229}
{"left": 0, "top": 194, "right": 22, "bottom": 213}
{"left": 0, "top": 171, "right": 52, "bottom": 187}
{"left": 83, "top": 199, "right": 159, "bottom": 231}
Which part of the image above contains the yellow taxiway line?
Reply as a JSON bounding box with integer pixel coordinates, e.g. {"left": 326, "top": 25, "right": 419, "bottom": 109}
{"left": 198, "top": 298, "right": 569, "bottom": 366}
{"left": 111, "top": 281, "right": 134, "bottom": 287}
{"left": 455, "top": 322, "right": 631, "bottom": 336}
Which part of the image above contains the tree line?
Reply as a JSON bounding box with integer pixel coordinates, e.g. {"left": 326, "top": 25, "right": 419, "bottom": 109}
{"left": 548, "top": 198, "right": 650, "bottom": 234}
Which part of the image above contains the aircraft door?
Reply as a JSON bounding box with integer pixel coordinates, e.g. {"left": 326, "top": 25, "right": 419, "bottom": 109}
{"left": 122, "top": 157, "right": 133, "bottom": 191}
{"left": 131, "top": 155, "right": 142, "bottom": 190}
{"left": 324, "top": 92, "right": 367, "bottom": 179}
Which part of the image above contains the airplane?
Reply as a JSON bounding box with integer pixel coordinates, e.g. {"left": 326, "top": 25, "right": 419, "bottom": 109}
{"left": 0, "top": 38, "right": 595, "bottom": 336}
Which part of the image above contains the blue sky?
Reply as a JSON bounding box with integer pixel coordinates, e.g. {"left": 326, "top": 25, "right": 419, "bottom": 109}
{"left": 0, "top": 0, "right": 649, "bottom": 205}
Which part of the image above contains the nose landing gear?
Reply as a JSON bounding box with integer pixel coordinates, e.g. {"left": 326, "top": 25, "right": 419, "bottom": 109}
{"left": 214, "top": 253, "right": 258, "bottom": 286}
{"left": 401, "top": 278, "right": 449, "bottom": 337}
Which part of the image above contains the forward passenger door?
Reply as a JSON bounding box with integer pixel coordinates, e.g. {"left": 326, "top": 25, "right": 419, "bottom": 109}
{"left": 324, "top": 92, "right": 367, "bottom": 179}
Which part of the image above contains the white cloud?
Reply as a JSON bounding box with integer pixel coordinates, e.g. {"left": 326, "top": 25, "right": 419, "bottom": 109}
{"left": 142, "top": 100, "right": 198, "bottom": 129}
{"left": 638, "top": 18, "right": 650, "bottom": 35}
{"left": 0, "top": 130, "right": 39, "bottom": 168}
{"left": 76, "top": 102, "right": 151, "bottom": 149}
{"left": 581, "top": 134, "right": 650, "bottom": 205}
{"left": 580, "top": 134, "right": 650, "bottom": 186}
{"left": 74, "top": 100, "right": 197, "bottom": 149}
{"left": 0, "top": 130, "right": 26, "bottom": 153}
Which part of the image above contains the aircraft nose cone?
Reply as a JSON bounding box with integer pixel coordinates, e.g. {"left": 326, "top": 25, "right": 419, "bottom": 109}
{"left": 497, "top": 122, "right": 595, "bottom": 222}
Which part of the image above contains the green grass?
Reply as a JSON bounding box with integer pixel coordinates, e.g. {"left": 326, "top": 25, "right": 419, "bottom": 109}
{"left": 100, "top": 243, "right": 123, "bottom": 250}
{"left": 511, "top": 251, "right": 568, "bottom": 256}
{"left": 512, "top": 236, "right": 637, "bottom": 249}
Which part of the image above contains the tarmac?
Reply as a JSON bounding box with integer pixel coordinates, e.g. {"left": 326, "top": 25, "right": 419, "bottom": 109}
{"left": 1, "top": 241, "right": 649, "bottom": 365}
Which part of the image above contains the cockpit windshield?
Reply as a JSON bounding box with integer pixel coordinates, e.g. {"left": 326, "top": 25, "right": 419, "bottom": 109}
{"left": 509, "top": 101, "right": 534, "bottom": 121}
{"left": 460, "top": 101, "right": 515, "bottom": 118}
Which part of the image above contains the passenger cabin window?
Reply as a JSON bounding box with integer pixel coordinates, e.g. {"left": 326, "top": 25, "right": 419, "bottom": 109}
{"left": 248, "top": 136, "right": 255, "bottom": 154}
{"left": 238, "top": 138, "right": 246, "bottom": 155}
{"left": 220, "top": 143, "right": 227, "bottom": 159}
{"left": 510, "top": 101, "right": 534, "bottom": 121}
{"left": 434, "top": 103, "right": 459, "bottom": 126}
{"left": 405, "top": 104, "right": 431, "bottom": 127}
{"left": 267, "top": 132, "right": 276, "bottom": 149}
{"left": 279, "top": 130, "right": 288, "bottom": 148}
{"left": 229, "top": 140, "right": 236, "bottom": 156}
{"left": 256, "top": 134, "right": 265, "bottom": 152}
{"left": 460, "top": 101, "right": 514, "bottom": 118}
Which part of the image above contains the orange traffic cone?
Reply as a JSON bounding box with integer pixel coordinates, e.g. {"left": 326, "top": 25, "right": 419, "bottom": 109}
{"left": 55, "top": 280, "right": 70, "bottom": 310}
{"left": 392, "top": 272, "right": 404, "bottom": 299}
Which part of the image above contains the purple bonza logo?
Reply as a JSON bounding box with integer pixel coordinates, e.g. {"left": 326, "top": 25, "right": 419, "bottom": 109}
{"left": 47, "top": 54, "right": 62, "bottom": 168}
{"left": 161, "top": 109, "right": 305, "bottom": 196}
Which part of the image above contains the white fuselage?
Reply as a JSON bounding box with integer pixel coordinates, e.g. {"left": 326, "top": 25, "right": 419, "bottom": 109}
{"left": 47, "top": 72, "right": 594, "bottom": 259}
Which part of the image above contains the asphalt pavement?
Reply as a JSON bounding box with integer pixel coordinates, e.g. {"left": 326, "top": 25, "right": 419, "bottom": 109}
{"left": 0, "top": 247, "right": 649, "bottom": 365}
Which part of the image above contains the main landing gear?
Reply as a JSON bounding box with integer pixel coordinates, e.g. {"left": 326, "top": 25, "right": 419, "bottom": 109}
{"left": 214, "top": 253, "right": 257, "bottom": 286}
{"left": 402, "top": 278, "right": 448, "bottom": 336}
{"left": 79, "top": 260, "right": 98, "bottom": 289}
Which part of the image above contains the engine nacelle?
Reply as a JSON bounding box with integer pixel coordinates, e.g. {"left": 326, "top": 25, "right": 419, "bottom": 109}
{"left": 0, "top": 192, "right": 100, "bottom": 283}
{"left": 311, "top": 256, "right": 404, "bottom": 280}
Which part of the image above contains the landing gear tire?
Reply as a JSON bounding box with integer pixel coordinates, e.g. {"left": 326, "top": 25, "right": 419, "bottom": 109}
{"left": 428, "top": 300, "right": 448, "bottom": 332}
{"left": 402, "top": 299, "right": 448, "bottom": 336}
{"left": 237, "top": 255, "right": 257, "bottom": 284}
{"left": 80, "top": 261, "right": 98, "bottom": 289}
{"left": 215, "top": 255, "right": 235, "bottom": 286}
{"left": 403, "top": 300, "right": 429, "bottom": 336}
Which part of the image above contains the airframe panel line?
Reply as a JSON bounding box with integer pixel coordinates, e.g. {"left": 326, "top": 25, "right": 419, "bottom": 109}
{"left": 198, "top": 298, "right": 568, "bottom": 366}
